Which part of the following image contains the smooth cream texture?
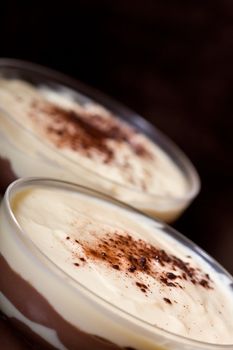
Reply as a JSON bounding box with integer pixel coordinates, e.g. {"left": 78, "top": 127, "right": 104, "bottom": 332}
{"left": 11, "top": 186, "right": 233, "bottom": 345}
{"left": 0, "top": 78, "right": 187, "bottom": 197}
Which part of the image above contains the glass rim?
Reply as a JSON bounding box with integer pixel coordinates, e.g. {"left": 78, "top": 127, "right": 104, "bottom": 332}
{"left": 3, "top": 177, "right": 233, "bottom": 349}
{"left": 0, "top": 58, "right": 200, "bottom": 204}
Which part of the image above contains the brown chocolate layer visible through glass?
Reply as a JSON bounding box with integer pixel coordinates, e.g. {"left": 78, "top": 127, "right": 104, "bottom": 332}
{"left": 0, "top": 255, "right": 137, "bottom": 350}
{"left": 0, "top": 313, "right": 32, "bottom": 350}
{"left": 0, "top": 156, "right": 17, "bottom": 194}
{"left": 0, "top": 313, "right": 58, "bottom": 349}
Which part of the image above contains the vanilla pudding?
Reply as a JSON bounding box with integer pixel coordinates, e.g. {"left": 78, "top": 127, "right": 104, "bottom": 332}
{"left": 0, "top": 179, "right": 232, "bottom": 350}
{"left": 0, "top": 59, "right": 200, "bottom": 222}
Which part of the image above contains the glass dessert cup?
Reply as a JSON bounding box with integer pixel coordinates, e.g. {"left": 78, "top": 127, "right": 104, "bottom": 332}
{"left": 0, "top": 311, "right": 32, "bottom": 350}
{"left": 0, "top": 59, "right": 200, "bottom": 223}
{"left": 0, "top": 178, "right": 232, "bottom": 350}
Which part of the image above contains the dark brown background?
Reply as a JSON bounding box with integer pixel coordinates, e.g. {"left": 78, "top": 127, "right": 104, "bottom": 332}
{"left": 1, "top": 0, "right": 233, "bottom": 273}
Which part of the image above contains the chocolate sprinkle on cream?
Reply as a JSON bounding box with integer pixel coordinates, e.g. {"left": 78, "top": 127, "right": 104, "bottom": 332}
{"left": 163, "top": 298, "right": 172, "bottom": 305}
{"left": 69, "top": 231, "right": 213, "bottom": 294}
{"left": 30, "top": 100, "right": 153, "bottom": 164}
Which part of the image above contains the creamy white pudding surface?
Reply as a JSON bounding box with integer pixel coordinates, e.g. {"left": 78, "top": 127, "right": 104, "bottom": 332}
{"left": 0, "top": 78, "right": 187, "bottom": 197}
{"left": 12, "top": 186, "right": 233, "bottom": 345}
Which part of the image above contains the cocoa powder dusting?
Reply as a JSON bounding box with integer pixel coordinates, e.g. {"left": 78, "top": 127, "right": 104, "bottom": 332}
{"left": 166, "top": 272, "right": 177, "bottom": 280}
{"left": 136, "top": 282, "right": 148, "bottom": 293}
{"left": 70, "top": 232, "right": 213, "bottom": 295}
{"left": 163, "top": 298, "right": 172, "bottom": 305}
{"left": 30, "top": 100, "right": 153, "bottom": 164}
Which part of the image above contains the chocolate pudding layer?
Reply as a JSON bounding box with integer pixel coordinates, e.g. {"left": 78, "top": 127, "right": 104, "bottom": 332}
{"left": 0, "top": 60, "right": 200, "bottom": 222}
{"left": 0, "top": 313, "right": 33, "bottom": 350}
{"left": 0, "top": 156, "right": 17, "bottom": 194}
{"left": 0, "top": 255, "right": 134, "bottom": 350}
{"left": 0, "top": 179, "right": 232, "bottom": 350}
{"left": 0, "top": 313, "right": 58, "bottom": 350}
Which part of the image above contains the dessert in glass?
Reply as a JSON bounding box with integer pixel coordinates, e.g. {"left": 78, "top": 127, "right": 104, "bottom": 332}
{"left": 0, "top": 178, "right": 232, "bottom": 350}
{"left": 0, "top": 59, "right": 200, "bottom": 222}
